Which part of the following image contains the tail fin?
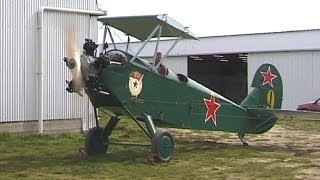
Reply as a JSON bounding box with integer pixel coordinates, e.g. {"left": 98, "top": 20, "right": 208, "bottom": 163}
{"left": 240, "top": 64, "right": 283, "bottom": 134}
{"left": 241, "top": 63, "right": 283, "bottom": 109}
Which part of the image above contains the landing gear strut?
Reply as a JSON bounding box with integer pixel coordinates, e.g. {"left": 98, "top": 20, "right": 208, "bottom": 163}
{"left": 85, "top": 108, "right": 120, "bottom": 155}
{"left": 85, "top": 106, "right": 175, "bottom": 162}
{"left": 238, "top": 132, "right": 249, "bottom": 146}
{"left": 143, "top": 114, "right": 174, "bottom": 163}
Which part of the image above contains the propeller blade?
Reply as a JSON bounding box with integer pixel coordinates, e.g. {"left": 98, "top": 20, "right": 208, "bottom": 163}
{"left": 65, "top": 25, "right": 84, "bottom": 97}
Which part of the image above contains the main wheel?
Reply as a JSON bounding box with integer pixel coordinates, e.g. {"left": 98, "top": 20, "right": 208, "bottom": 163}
{"left": 151, "top": 130, "right": 174, "bottom": 162}
{"left": 85, "top": 127, "right": 108, "bottom": 155}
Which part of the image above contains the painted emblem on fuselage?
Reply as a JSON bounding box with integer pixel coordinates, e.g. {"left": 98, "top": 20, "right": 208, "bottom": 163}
{"left": 203, "top": 96, "right": 221, "bottom": 126}
{"left": 129, "top": 71, "right": 144, "bottom": 97}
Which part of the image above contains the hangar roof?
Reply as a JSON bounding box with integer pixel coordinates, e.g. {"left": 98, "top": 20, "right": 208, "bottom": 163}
{"left": 114, "top": 29, "right": 320, "bottom": 57}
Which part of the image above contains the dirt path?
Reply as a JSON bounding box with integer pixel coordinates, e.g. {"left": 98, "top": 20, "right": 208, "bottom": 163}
{"left": 168, "top": 123, "right": 320, "bottom": 179}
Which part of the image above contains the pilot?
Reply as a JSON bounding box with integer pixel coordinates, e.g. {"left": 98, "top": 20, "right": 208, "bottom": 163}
{"left": 155, "top": 52, "right": 168, "bottom": 76}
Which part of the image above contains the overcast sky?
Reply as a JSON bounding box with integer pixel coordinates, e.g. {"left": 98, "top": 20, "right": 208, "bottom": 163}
{"left": 98, "top": 0, "right": 320, "bottom": 38}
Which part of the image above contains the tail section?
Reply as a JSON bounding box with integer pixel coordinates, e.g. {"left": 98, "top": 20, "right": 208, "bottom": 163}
{"left": 241, "top": 64, "right": 283, "bottom": 109}
{"left": 240, "top": 64, "right": 283, "bottom": 134}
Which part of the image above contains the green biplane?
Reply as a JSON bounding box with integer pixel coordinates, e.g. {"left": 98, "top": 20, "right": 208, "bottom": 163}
{"left": 63, "top": 14, "right": 318, "bottom": 162}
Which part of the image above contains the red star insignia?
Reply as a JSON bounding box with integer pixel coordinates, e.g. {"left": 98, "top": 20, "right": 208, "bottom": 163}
{"left": 203, "top": 96, "right": 221, "bottom": 126}
{"left": 260, "top": 66, "right": 277, "bottom": 88}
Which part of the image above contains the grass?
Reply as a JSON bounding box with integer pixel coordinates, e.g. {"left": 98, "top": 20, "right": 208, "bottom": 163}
{"left": 1, "top": 115, "right": 320, "bottom": 179}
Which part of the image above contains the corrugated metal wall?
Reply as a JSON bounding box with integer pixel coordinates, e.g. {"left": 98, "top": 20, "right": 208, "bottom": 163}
{"left": 248, "top": 51, "right": 320, "bottom": 110}
{"left": 0, "top": 0, "right": 98, "bottom": 130}
{"left": 163, "top": 57, "right": 188, "bottom": 75}
{"left": 0, "top": 0, "right": 38, "bottom": 122}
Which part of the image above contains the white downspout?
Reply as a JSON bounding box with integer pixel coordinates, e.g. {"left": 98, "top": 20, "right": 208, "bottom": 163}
{"left": 37, "top": 6, "right": 106, "bottom": 133}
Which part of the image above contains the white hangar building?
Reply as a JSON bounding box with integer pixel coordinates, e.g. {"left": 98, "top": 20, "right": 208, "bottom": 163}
{"left": 1, "top": 1, "right": 319, "bottom": 133}
{"left": 117, "top": 29, "right": 320, "bottom": 110}
{"left": 0, "top": 0, "right": 105, "bottom": 133}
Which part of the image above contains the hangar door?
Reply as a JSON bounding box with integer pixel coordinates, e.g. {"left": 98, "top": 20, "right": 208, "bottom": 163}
{"left": 188, "top": 54, "right": 247, "bottom": 104}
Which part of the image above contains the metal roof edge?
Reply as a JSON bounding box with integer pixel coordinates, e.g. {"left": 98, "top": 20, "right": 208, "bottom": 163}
{"left": 197, "top": 28, "right": 320, "bottom": 39}
{"left": 111, "top": 28, "right": 320, "bottom": 57}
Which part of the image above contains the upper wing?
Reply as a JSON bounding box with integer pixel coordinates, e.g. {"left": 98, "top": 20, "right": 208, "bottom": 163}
{"left": 247, "top": 108, "right": 320, "bottom": 121}
{"left": 97, "top": 14, "right": 198, "bottom": 41}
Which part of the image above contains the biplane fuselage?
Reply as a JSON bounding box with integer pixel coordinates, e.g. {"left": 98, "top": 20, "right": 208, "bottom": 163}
{"left": 63, "top": 14, "right": 291, "bottom": 162}
{"left": 85, "top": 49, "right": 276, "bottom": 135}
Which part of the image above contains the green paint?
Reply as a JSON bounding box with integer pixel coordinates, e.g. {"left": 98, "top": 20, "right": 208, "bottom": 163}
{"left": 241, "top": 64, "right": 283, "bottom": 134}
{"left": 88, "top": 51, "right": 283, "bottom": 135}
{"left": 241, "top": 63, "right": 283, "bottom": 109}
{"left": 151, "top": 130, "right": 174, "bottom": 162}
{"left": 159, "top": 136, "right": 173, "bottom": 160}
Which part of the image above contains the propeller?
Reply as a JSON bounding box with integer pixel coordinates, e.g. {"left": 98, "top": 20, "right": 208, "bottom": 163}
{"left": 64, "top": 25, "right": 84, "bottom": 97}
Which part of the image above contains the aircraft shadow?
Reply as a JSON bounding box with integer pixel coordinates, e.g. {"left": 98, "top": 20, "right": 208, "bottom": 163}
{"left": 174, "top": 139, "right": 316, "bottom": 157}
{"left": 78, "top": 139, "right": 317, "bottom": 163}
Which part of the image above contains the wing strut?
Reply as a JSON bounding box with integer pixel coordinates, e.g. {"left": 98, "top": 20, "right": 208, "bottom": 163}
{"left": 107, "top": 26, "right": 117, "bottom": 49}
{"left": 129, "top": 24, "right": 161, "bottom": 64}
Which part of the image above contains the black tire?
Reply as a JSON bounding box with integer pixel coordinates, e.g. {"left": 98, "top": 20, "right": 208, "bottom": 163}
{"left": 85, "top": 127, "right": 108, "bottom": 155}
{"left": 151, "top": 130, "right": 174, "bottom": 162}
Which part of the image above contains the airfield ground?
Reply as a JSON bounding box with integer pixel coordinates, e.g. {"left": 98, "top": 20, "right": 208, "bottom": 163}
{"left": 0, "top": 115, "right": 319, "bottom": 179}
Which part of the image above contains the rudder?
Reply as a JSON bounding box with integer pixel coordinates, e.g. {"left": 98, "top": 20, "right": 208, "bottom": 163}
{"left": 241, "top": 63, "right": 283, "bottom": 109}
{"left": 240, "top": 64, "right": 283, "bottom": 134}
